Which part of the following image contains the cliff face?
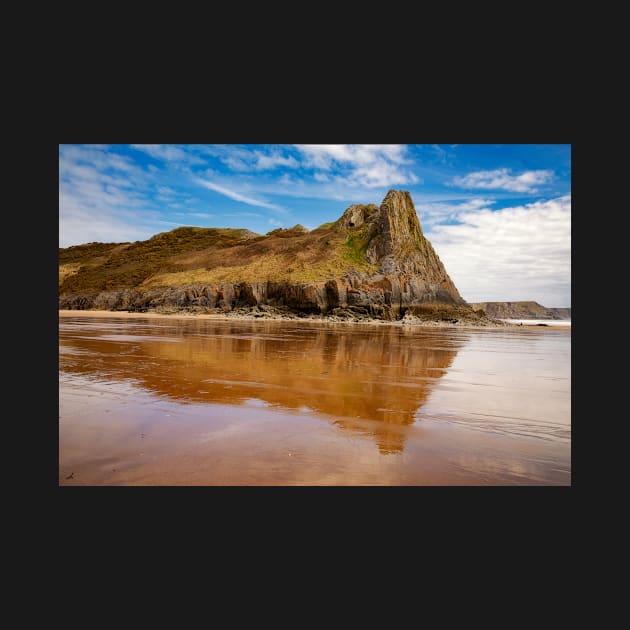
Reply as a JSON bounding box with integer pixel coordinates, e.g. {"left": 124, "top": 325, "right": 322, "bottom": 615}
{"left": 59, "top": 189, "right": 470, "bottom": 319}
{"left": 372, "top": 190, "right": 462, "bottom": 292}
{"left": 470, "top": 301, "right": 571, "bottom": 320}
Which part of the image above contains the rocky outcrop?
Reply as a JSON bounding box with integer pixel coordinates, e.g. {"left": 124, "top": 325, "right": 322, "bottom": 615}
{"left": 470, "top": 301, "right": 571, "bottom": 320}
{"left": 59, "top": 273, "right": 458, "bottom": 318}
{"left": 370, "top": 190, "right": 464, "bottom": 293}
{"left": 60, "top": 189, "right": 473, "bottom": 320}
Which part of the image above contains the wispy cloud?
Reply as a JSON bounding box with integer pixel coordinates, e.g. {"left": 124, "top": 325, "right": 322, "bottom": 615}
{"left": 427, "top": 195, "right": 571, "bottom": 305}
{"left": 417, "top": 198, "right": 496, "bottom": 228}
{"left": 192, "top": 144, "right": 420, "bottom": 197}
{"left": 223, "top": 212, "right": 264, "bottom": 218}
{"left": 157, "top": 185, "right": 176, "bottom": 196}
{"left": 200, "top": 144, "right": 417, "bottom": 187}
{"left": 59, "top": 145, "right": 171, "bottom": 246}
{"left": 196, "top": 179, "right": 287, "bottom": 212}
{"left": 452, "top": 168, "right": 554, "bottom": 193}
{"left": 431, "top": 144, "right": 448, "bottom": 164}
{"left": 295, "top": 144, "right": 419, "bottom": 188}
{"left": 256, "top": 151, "right": 299, "bottom": 170}
{"left": 187, "top": 212, "right": 215, "bottom": 220}
{"left": 131, "top": 144, "right": 206, "bottom": 165}
{"left": 60, "top": 144, "right": 138, "bottom": 174}
{"left": 198, "top": 145, "right": 299, "bottom": 172}
{"left": 59, "top": 144, "right": 571, "bottom": 306}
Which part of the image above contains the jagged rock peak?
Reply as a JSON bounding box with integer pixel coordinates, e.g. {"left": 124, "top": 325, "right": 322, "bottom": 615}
{"left": 380, "top": 189, "right": 423, "bottom": 239}
{"left": 365, "top": 189, "right": 427, "bottom": 274}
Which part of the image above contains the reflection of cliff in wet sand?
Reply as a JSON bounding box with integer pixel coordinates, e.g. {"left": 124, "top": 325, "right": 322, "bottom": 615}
{"left": 60, "top": 319, "right": 462, "bottom": 453}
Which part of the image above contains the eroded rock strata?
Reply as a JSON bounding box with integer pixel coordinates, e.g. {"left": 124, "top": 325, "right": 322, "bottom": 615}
{"left": 60, "top": 190, "right": 487, "bottom": 322}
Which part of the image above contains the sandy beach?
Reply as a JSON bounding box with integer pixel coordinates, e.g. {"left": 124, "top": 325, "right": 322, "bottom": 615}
{"left": 58, "top": 145, "right": 571, "bottom": 486}
{"left": 59, "top": 312, "right": 570, "bottom": 485}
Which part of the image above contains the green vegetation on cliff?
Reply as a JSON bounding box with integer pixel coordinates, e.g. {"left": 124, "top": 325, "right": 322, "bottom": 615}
{"left": 59, "top": 227, "right": 262, "bottom": 294}
{"left": 59, "top": 190, "right": 465, "bottom": 320}
{"left": 59, "top": 219, "right": 382, "bottom": 295}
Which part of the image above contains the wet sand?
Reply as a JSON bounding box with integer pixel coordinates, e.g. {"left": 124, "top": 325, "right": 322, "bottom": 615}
{"left": 59, "top": 313, "right": 571, "bottom": 485}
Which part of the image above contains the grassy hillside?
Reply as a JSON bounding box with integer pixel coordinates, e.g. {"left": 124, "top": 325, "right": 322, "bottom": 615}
{"left": 59, "top": 219, "right": 379, "bottom": 296}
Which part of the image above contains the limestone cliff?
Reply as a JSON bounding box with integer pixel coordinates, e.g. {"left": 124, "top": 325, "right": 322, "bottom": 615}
{"left": 470, "top": 301, "right": 571, "bottom": 320}
{"left": 59, "top": 189, "right": 474, "bottom": 320}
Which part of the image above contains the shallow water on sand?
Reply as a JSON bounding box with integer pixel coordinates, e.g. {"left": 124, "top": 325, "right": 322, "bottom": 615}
{"left": 59, "top": 315, "right": 571, "bottom": 485}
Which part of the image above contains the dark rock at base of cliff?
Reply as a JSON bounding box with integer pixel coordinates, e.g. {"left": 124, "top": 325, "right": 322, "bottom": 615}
{"left": 59, "top": 272, "right": 476, "bottom": 321}
{"left": 59, "top": 189, "right": 477, "bottom": 322}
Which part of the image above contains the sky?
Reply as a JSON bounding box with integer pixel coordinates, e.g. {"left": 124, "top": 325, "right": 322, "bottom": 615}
{"left": 59, "top": 144, "right": 571, "bottom": 306}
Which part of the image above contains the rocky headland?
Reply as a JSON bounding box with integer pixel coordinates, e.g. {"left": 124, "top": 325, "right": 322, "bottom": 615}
{"left": 59, "top": 190, "right": 504, "bottom": 325}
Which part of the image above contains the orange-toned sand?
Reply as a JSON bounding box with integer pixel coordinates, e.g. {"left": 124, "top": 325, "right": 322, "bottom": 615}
{"left": 59, "top": 313, "right": 571, "bottom": 485}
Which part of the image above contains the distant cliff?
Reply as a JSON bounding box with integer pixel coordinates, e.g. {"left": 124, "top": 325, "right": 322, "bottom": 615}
{"left": 470, "top": 301, "right": 571, "bottom": 320}
{"left": 59, "top": 189, "right": 487, "bottom": 322}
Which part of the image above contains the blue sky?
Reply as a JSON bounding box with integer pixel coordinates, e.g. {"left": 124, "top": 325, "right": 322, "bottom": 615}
{"left": 59, "top": 144, "right": 571, "bottom": 306}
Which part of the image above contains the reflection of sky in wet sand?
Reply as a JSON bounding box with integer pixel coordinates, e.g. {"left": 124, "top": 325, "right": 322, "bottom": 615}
{"left": 59, "top": 318, "right": 464, "bottom": 454}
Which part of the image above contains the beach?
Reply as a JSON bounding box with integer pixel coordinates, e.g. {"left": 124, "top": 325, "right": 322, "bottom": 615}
{"left": 59, "top": 311, "right": 571, "bottom": 485}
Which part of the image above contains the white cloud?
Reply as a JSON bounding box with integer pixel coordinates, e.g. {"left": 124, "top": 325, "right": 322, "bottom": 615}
{"left": 199, "top": 145, "right": 299, "bottom": 172}
{"left": 452, "top": 168, "right": 554, "bottom": 193}
{"left": 418, "top": 198, "right": 496, "bottom": 228}
{"left": 221, "top": 155, "right": 249, "bottom": 171}
{"left": 255, "top": 151, "right": 299, "bottom": 170}
{"left": 223, "top": 212, "right": 264, "bottom": 218}
{"left": 82, "top": 144, "right": 111, "bottom": 150}
{"left": 59, "top": 175, "right": 164, "bottom": 245}
{"left": 187, "top": 212, "right": 215, "bottom": 219}
{"left": 157, "top": 185, "right": 176, "bottom": 196}
{"left": 60, "top": 144, "right": 138, "bottom": 174}
{"left": 59, "top": 145, "right": 170, "bottom": 246}
{"left": 131, "top": 144, "right": 206, "bottom": 165}
{"left": 196, "top": 179, "right": 286, "bottom": 212}
{"left": 295, "top": 144, "right": 419, "bottom": 188}
{"left": 426, "top": 195, "right": 571, "bottom": 306}
{"left": 194, "top": 144, "right": 419, "bottom": 194}
{"left": 431, "top": 144, "right": 448, "bottom": 163}
{"left": 60, "top": 209, "right": 157, "bottom": 246}
{"left": 297, "top": 144, "right": 409, "bottom": 168}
